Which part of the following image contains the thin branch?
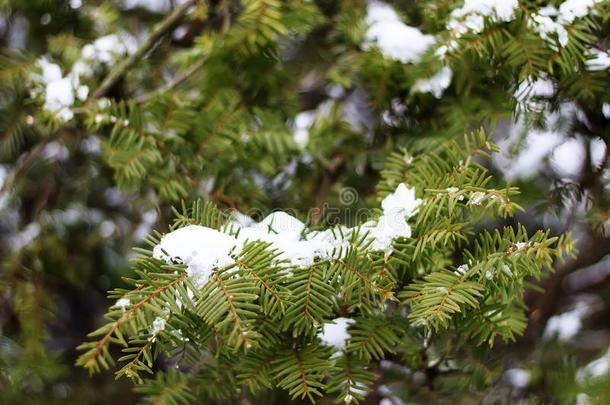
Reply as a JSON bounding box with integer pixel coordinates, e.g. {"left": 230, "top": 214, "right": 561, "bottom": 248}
{"left": 213, "top": 272, "right": 250, "bottom": 346}
{"left": 0, "top": 136, "right": 52, "bottom": 197}
{"left": 80, "top": 273, "right": 188, "bottom": 370}
{"left": 336, "top": 259, "right": 394, "bottom": 299}
{"left": 91, "top": 0, "right": 198, "bottom": 100}
{"left": 311, "top": 154, "right": 343, "bottom": 225}
{"left": 135, "top": 57, "right": 206, "bottom": 104}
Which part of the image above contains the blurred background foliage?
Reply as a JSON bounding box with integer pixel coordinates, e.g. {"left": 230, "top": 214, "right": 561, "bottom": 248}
{"left": 1, "top": 0, "right": 610, "bottom": 403}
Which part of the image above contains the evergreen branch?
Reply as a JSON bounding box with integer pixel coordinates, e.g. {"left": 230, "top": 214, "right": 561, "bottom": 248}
{"left": 135, "top": 57, "right": 207, "bottom": 104}
{"left": 76, "top": 273, "right": 188, "bottom": 372}
{"left": 196, "top": 109, "right": 233, "bottom": 155}
{"left": 284, "top": 263, "right": 334, "bottom": 334}
{"left": 327, "top": 353, "right": 376, "bottom": 403}
{"left": 460, "top": 304, "right": 527, "bottom": 346}
{"left": 91, "top": 0, "right": 198, "bottom": 99}
{"left": 234, "top": 253, "right": 286, "bottom": 316}
{"left": 272, "top": 346, "right": 329, "bottom": 402}
{"left": 335, "top": 258, "right": 395, "bottom": 303}
{"left": 401, "top": 271, "right": 484, "bottom": 330}
{"left": 0, "top": 136, "right": 52, "bottom": 197}
{"left": 236, "top": 348, "right": 277, "bottom": 392}
{"left": 116, "top": 336, "right": 156, "bottom": 382}
{"left": 347, "top": 317, "right": 402, "bottom": 361}
{"left": 196, "top": 262, "right": 262, "bottom": 350}
{"left": 135, "top": 370, "right": 196, "bottom": 405}
{"left": 212, "top": 271, "right": 252, "bottom": 348}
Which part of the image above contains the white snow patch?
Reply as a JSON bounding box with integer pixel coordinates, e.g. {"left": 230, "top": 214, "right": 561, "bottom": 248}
{"left": 529, "top": 13, "right": 568, "bottom": 48}
{"left": 364, "top": 1, "right": 435, "bottom": 63}
{"left": 364, "top": 215, "right": 411, "bottom": 251}
{"left": 76, "top": 85, "right": 89, "bottom": 101}
{"left": 114, "top": 298, "right": 130, "bottom": 311}
{"left": 81, "top": 33, "right": 137, "bottom": 65}
{"left": 603, "top": 103, "right": 610, "bottom": 119}
{"left": 293, "top": 111, "right": 315, "bottom": 148}
{"left": 515, "top": 76, "right": 555, "bottom": 111}
{"left": 413, "top": 66, "right": 453, "bottom": 98}
{"left": 551, "top": 136, "right": 606, "bottom": 178}
{"left": 544, "top": 301, "right": 590, "bottom": 342}
{"left": 366, "top": 183, "right": 421, "bottom": 251}
{"left": 447, "top": 0, "right": 519, "bottom": 36}
{"left": 43, "top": 77, "right": 75, "bottom": 121}
{"left": 150, "top": 316, "right": 166, "bottom": 336}
{"left": 38, "top": 58, "right": 62, "bottom": 82}
{"left": 521, "top": 77, "right": 555, "bottom": 98}
{"left": 495, "top": 127, "right": 564, "bottom": 181}
{"left": 237, "top": 214, "right": 321, "bottom": 268}
{"left": 586, "top": 48, "right": 610, "bottom": 71}
{"left": 9, "top": 222, "right": 41, "bottom": 252}
{"left": 558, "top": 0, "right": 601, "bottom": 24}
{"left": 529, "top": 0, "right": 602, "bottom": 48}
{"left": 318, "top": 317, "right": 354, "bottom": 350}
{"left": 153, "top": 225, "right": 240, "bottom": 287}
{"left": 445, "top": 187, "right": 465, "bottom": 201}
{"left": 30, "top": 33, "right": 136, "bottom": 121}
{"left": 381, "top": 183, "right": 421, "bottom": 218}
{"left": 153, "top": 184, "right": 420, "bottom": 285}
{"left": 229, "top": 209, "right": 256, "bottom": 228}
{"left": 456, "top": 263, "right": 469, "bottom": 275}
{"left": 469, "top": 191, "right": 486, "bottom": 205}
{"left": 31, "top": 58, "right": 83, "bottom": 121}
{"left": 504, "top": 368, "right": 530, "bottom": 389}
{"left": 123, "top": 0, "right": 188, "bottom": 13}
{"left": 576, "top": 347, "right": 610, "bottom": 384}
{"left": 252, "top": 211, "right": 306, "bottom": 238}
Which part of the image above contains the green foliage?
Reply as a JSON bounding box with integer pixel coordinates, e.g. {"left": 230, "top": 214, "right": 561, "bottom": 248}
{"left": 347, "top": 316, "right": 404, "bottom": 361}
{"left": 77, "top": 132, "right": 574, "bottom": 402}
{"left": 2, "top": 0, "right": 608, "bottom": 403}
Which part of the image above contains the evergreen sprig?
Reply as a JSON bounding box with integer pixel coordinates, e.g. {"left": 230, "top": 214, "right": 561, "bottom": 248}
{"left": 78, "top": 132, "right": 574, "bottom": 402}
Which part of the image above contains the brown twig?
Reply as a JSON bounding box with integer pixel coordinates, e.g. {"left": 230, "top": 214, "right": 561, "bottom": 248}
{"left": 311, "top": 154, "right": 344, "bottom": 225}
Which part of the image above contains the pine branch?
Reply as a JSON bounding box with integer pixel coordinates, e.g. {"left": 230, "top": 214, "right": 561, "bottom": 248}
{"left": 327, "top": 353, "right": 376, "bottom": 403}
{"left": 401, "top": 271, "right": 484, "bottom": 330}
{"left": 234, "top": 246, "right": 287, "bottom": 316}
{"left": 236, "top": 348, "right": 277, "bottom": 392}
{"left": 0, "top": 136, "right": 51, "bottom": 197}
{"left": 347, "top": 317, "right": 403, "bottom": 361}
{"left": 77, "top": 272, "right": 188, "bottom": 373}
{"left": 335, "top": 258, "right": 395, "bottom": 304}
{"left": 135, "top": 57, "right": 206, "bottom": 104}
{"left": 272, "top": 345, "right": 329, "bottom": 402}
{"left": 284, "top": 263, "right": 334, "bottom": 334}
{"left": 91, "top": 0, "right": 198, "bottom": 99}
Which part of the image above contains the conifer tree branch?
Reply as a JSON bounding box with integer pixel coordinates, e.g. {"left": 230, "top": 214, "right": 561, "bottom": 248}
{"left": 0, "top": 136, "right": 52, "bottom": 197}
{"left": 135, "top": 57, "right": 206, "bottom": 104}
{"left": 78, "top": 273, "right": 188, "bottom": 370}
{"left": 211, "top": 271, "right": 250, "bottom": 346}
{"left": 336, "top": 259, "right": 394, "bottom": 300}
{"left": 91, "top": 0, "right": 198, "bottom": 99}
